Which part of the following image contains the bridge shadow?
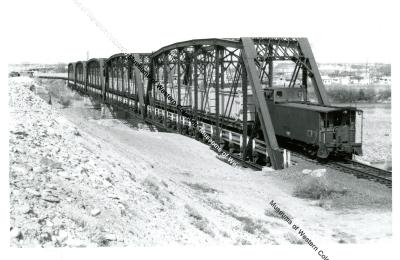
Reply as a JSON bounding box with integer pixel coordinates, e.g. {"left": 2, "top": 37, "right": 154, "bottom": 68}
{"left": 35, "top": 79, "right": 164, "bottom": 133}
{"left": 95, "top": 99, "right": 164, "bottom": 133}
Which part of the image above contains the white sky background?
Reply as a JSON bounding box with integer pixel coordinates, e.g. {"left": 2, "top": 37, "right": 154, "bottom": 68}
{"left": 3, "top": 0, "right": 396, "bottom": 64}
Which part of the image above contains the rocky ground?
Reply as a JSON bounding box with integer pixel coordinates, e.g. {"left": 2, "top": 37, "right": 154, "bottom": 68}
{"left": 9, "top": 77, "right": 392, "bottom": 247}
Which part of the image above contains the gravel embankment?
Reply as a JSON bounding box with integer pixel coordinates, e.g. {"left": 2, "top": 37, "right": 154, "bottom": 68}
{"left": 9, "top": 78, "right": 212, "bottom": 247}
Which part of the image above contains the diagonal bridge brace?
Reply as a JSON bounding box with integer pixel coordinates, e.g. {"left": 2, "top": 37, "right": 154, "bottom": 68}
{"left": 241, "top": 37, "right": 284, "bottom": 170}
{"left": 297, "top": 38, "right": 330, "bottom": 105}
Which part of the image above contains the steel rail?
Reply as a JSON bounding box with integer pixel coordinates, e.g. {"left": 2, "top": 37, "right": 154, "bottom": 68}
{"left": 332, "top": 160, "right": 392, "bottom": 188}
{"left": 291, "top": 152, "right": 392, "bottom": 188}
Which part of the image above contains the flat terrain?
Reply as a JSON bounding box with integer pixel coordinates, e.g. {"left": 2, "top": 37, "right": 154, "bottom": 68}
{"left": 9, "top": 78, "right": 392, "bottom": 247}
{"left": 335, "top": 102, "right": 392, "bottom": 168}
{"left": 356, "top": 103, "right": 391, "bottom": 166}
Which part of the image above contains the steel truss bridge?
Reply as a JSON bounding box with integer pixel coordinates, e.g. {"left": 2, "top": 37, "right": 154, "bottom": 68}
{"left": 67, "top": 37, "right": 331, "bottom": 170}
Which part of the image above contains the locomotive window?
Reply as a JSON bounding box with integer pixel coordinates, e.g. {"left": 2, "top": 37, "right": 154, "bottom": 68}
{"left": 276, "top": 91, "right": 283, "bottom": 97}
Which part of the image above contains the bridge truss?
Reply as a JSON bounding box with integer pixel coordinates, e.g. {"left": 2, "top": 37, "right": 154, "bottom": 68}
{"left": 67, "top": 37, "right": 329, "bottom": 170}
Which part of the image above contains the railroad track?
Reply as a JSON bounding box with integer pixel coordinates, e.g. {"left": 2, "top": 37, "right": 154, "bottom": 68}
{"left": 329, "top": 160, "right": 392, "bottom": 188}
{"left": 291, "top": 152, "right": 392, "bottom": 188}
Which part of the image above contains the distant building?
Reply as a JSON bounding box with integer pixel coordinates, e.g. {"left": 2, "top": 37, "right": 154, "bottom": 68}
{"left": 322, "top": 76, "right": 333, "bottom": 85}
{"left": 340, "top": 76, "right": 351, "bottom": 85}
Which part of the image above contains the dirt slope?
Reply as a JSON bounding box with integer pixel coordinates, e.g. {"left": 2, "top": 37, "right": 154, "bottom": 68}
{"left": 9, "top": 77, "right": 392, "bottom": 247}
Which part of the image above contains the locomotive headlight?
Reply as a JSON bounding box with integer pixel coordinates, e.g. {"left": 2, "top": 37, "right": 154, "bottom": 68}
{"left": 343, "top": 110, "right": 348, "bottom": 114}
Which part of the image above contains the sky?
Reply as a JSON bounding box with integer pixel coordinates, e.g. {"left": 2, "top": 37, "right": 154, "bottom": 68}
{"left": 3, "top": 0, "right": 396, "bottom": 64}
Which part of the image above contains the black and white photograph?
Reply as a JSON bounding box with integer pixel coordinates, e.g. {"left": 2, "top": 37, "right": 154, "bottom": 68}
{"left": 2, "top": 0, "right": 398, "bottom": 259}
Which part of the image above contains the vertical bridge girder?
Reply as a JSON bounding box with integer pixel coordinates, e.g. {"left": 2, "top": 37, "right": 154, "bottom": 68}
{"left": 133, "top": 53, "right": 146, "bottom": 117}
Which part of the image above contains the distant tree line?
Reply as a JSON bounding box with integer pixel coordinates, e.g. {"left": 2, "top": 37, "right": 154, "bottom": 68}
{"left": 51, "top": 63, "right": 68, "bottom": 73}
{"left": 326, "top": 85, "right": 391, "bottom": 103}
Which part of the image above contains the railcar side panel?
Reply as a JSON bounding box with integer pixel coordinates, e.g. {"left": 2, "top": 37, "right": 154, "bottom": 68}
{"left": 267, "top": 102, "right": 320, "bottom": 145}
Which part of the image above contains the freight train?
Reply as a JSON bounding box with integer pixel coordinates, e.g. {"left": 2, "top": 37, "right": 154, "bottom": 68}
{"left": 66, "top": 38, "right": 363, "bottom": 168}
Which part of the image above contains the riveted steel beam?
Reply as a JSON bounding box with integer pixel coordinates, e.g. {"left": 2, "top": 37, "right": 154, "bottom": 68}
{"left": 297, "top": 38, "right": 330, "bottom": 105}
{"left": 133, "top": 53, "right": 146, "bottom": 118}
{"left": 241, "top": 61, "right": 248, "bottom": 160}
{"left": 152, "top": 38, "right": 241, "bottom": 58}
{"left": 241, "top": 37, "right": 283, "bottom": 170}
{"left": 193, "top": 47, "right": 199, "bottom": 136}
{"left": 163, "top": 53, "right": 168, "bottom": 127}
{"left": 215, "top": 46, "right": 221, "bottom": 143}
{"left": 98, "top": 58, "right": 106, "bottom": 100}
